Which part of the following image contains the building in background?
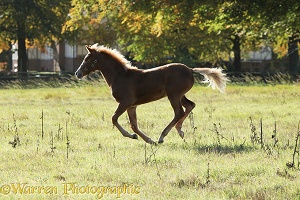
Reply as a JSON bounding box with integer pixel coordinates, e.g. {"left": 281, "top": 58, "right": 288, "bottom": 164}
{"left": 241, "top": 46, "right": 273, "bottom": 72}
{"left": 10, "top": 43, "right": 86, "bottom": 74}
{"left": 6, "top": 43, "right": 285, "bottom": 74}
{"left": 59, "top": 44, "right": 86, "bottom": 72}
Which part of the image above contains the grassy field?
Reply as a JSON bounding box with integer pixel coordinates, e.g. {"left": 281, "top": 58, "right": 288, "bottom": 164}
{"left": 0, "top": 79, "right": 300, "bottom": 199}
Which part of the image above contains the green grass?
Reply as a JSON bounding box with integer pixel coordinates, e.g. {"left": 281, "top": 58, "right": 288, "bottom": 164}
{"left": 0, "top": 80, "right": 300, "bottom": 199}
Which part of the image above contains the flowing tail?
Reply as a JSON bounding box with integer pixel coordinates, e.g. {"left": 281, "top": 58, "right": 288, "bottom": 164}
{"left": 192, "top": 68, "right": 228, "bottom": 93}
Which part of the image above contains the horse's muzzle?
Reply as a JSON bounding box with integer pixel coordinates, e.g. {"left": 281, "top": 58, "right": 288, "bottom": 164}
{"left": 75, "top": 70, "right": 83, "bottom": 79}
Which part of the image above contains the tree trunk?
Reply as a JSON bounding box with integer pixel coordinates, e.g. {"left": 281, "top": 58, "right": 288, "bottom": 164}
{"left": 51, "top": 41, "right": 62, "bottom": 71}
{"left": 232, "top": 35, "right": 241, "bottom": 72}
{"left": 58, "top": 41, "right": 66, "bottom": 71}
{"left": 288, "top": 34, "right": 299, "bottom": 73}
{"left": 17, "top": 21, "right": 28, "bottom": 78}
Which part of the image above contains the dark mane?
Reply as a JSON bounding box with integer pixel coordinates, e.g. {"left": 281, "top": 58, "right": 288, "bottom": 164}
{"left": 90, "top": 44, "right": 136, "bottom": 70}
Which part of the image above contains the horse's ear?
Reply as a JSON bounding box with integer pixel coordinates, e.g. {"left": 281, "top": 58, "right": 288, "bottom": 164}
{"left": 85, "top": 45, "right": 92, "bottom": 53}
{"left": 86, "top": 45, "right": 97, "bottom": 54}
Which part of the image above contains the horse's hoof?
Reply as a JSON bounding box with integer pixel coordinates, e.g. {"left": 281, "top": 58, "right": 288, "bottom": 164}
{"left": 146, "top": 138, "right": 155, "bottom": 144}
{"left": 178, "top": 131, "right": 184, "bottom": 139}
{"left": 158, "top": 139, "right": 164, "bottom": 144}
{"left": 132, "top": 134, "right": 138, "bottom": 139}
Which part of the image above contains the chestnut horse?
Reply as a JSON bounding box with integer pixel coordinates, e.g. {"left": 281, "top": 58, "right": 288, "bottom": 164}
{"left": 75, "top": 44, "right": 228, "bottom": 144}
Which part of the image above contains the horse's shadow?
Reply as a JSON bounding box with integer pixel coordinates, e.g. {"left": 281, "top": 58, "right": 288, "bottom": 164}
{"left": 190, "top": 143, "right": 255, "bottom": 155}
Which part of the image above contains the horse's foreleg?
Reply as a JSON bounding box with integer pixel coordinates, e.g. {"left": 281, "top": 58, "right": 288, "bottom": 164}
{"left": 158, "top": 97, "right": 184, "bottom": 143}
{"left": 175, "top": 96, "right": 196, "bottom": 139}
{"left": 112, "top": 104, "right": 138, "bottom": 140}
{"left": 127, "top": 107, "right": 156, "bottom": 144}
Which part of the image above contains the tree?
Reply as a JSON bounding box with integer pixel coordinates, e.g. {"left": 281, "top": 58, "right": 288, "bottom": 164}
{"left": 63, "top": 0, "right": 117, "bottom": 46}
{"left": 65, "top": 0, "right": 221, "bottom": 66}
{"left": 259, "top": 0, "right": 300, "bottom": 72}
{"left": 0, "top": 0, "right": 71, "bottom": 77}
{"left": 65, "top": 0, "right": 299, "bottom": 73}
{"left": 204, "top": 1, "right": 271, "bottom": 72}
{"left": 288, "top": 35, "right": 299, "bottom": 73}
{"left": 109, "top": 1, "right": 224, "bottom": 66}
{"left": 236, "top": 0, "right": 300, "bottom": 72}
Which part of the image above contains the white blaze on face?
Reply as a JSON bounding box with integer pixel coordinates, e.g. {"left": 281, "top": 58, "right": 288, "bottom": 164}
{"left": 75, "top": 59, "right": 87, "bottom": 79}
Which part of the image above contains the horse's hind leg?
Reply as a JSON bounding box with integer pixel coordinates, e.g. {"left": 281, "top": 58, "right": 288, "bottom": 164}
{"left": 112, "top": 103, "right": 138, "bottom": 140}
{"left": 158, "top": 95, "right": 184, "bottom": 143}
{"left": 175, "top": 96, "right": 196, "bottom": 139}
{"left": 127, "top": 106, "right": 156, "bottom": 144}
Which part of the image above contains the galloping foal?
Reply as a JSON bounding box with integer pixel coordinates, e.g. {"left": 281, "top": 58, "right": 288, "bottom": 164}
{"left": 75, "top": 44, "right": 228, "bottom": 144}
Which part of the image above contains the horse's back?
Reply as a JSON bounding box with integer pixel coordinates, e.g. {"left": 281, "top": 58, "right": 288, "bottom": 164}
{"left": 139, "top": 63, "right": 194, "bottom": 95}
{"left": 142, "top": 63, "right": 193, "bottom": 80}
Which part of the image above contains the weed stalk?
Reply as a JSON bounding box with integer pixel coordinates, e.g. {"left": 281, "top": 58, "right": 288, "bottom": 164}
{"left": 260, "top": 118, "right": 264, "bottom": 149}
{"left": 150, "top": 145, "right": 162, "bottom": 180}
{"left": 36, "top": 139, "right": 39, "bottom": 153}
{"left": 9, "top": 114, "right": 20, "bottom": 148}
{"left": 272, "top": 121, "right": 279, "bottom": 147}
{"left": 66, "top": 136, "right": 70, "bottom": 159}
{"left": 50, "top": 131, "right": 56, "bottom": 153}
{"left": 66, "top": 111, "right": 71, "bottom": 159}
{"left": 57, "top": 123, "right": 63, "bottom": 140}
{"left": 113, "top": 143, "right": 116, "bottom": 159}
{"left": 249, "top": 117, "right": 259, "bottom": 145}
{"left": 41, "top": 110, "right": 44, "bottom": 139}
{"left": 211, "top": 123, "right": 229, "bottom": 146}
{"left": 292, "top": 121, "right": 300, "bottom": 169}
{"left": 206, "top": 162, "right": 211, "bottom": 186}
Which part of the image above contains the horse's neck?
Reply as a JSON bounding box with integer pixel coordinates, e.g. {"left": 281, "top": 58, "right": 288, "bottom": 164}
{"left": 99, "top": 60, "right": 124, "bottom": 87}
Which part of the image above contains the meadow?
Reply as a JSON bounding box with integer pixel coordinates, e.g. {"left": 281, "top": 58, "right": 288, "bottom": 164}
{"left": 0, "top": 77, "right": 300, "bottom": 199}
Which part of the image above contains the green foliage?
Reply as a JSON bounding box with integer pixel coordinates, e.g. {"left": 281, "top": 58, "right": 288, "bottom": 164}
{"left": 62, "top": 0, "right": 116, "bottom": 45}
{"left": 0, "top": 0, "right": 71, "bottom": 73}
{"left": 0, "top": 0, "right": 71, "bottom": 46}
{"left": 249, "top": 0, "right": 300, "bottom": 58}
{"left": 81, "top": 0, "right": 297, "bottom": 69}
{"left": 0, "top": 0, "right": 299, "bottom": 72}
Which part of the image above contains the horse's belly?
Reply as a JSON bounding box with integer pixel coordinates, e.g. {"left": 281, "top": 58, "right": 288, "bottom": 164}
{"left": 134, "top": 89, "right": 167, "bottom": 105}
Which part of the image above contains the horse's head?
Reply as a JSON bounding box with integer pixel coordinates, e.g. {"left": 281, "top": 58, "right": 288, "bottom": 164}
{"left": 75, "top": 45, "right": 99, "bottom": 79}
